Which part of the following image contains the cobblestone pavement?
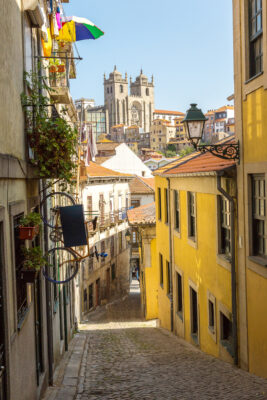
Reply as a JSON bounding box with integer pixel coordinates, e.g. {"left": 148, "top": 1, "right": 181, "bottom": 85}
{"left": 43, "top": 280, "right": 267, "bottom": 400}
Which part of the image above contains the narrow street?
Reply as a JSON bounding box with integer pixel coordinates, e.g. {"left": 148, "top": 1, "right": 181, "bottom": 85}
{"left": 43, "top": 281, "right": 267, "bottom": 400}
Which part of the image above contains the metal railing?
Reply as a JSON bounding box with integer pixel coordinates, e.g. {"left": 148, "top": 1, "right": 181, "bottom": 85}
{"left": 85, "top": 207, "right": 132, "bottom": 232}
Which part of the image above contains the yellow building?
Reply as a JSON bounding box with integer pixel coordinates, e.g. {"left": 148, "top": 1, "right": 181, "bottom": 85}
{"left": 150, "top": 119, "right": 176, "bottom": 152}
{"left": 127, "top": 203, "right": 158, "bottom": 320}
{"left": 154, "top": 146, "right": 238, "bottom": 364}
{"left": 233, "top": 0, "right": 267, "bottom": 379}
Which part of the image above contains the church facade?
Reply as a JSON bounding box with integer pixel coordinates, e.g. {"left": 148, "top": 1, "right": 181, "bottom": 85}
{"left": 104, "top": 66, "right": 155, "bottom": 133}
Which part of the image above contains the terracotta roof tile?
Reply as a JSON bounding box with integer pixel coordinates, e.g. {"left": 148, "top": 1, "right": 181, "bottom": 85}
{"left": 215, "top": 105, "right": 234, "bottom": 112}
{"left": 80, "top": 162, "right": 132, "bottom": 179}
{"left": 96, "top": 142, "right": 120, "bottom": 151}
{"left": 129, "top": 177, "right": 154, "bottom": 194}
{"left": 127, "top": 202, "right": 156, "bottom": 225}
{"left": 140, "top": 177, "right": 155, "bottom": 190}
{"left": 154, "top": 110, "right": 185, "bottom": 116}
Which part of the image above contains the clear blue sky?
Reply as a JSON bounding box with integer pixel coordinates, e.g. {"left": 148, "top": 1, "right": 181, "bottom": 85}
{"left": 64, "top": 0, "right": 233, "bottom": 113}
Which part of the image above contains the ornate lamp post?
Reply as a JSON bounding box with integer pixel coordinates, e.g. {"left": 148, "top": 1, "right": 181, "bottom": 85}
{"left": 182, "top": 104, "right": 240, "bottom": 161}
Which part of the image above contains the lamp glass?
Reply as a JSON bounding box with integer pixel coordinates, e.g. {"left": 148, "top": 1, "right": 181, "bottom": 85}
{"left": 187, "top": 120, "right": 204, "bottom": 141}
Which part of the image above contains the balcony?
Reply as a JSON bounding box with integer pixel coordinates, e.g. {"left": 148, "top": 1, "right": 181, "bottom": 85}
{"left": 49, "top": 63, "right": 71, "bottom": 104}
{"left": 85, "top": 208, "right": 131, "bottom": 233}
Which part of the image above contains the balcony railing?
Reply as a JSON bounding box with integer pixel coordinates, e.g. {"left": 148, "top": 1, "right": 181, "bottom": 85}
{"left": 85, "top": 207, "right": 132, "bottom": 233}
{"left": 49, "top": 59, "right": 71, "bottom": 104}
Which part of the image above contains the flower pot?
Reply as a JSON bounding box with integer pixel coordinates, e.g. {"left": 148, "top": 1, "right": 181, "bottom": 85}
{"left": 49, "top": 65, "right": 57, "bottom": 74}
{"left": 57, "top": 65, "right": 65, "bottom": 73}
{"left": 20, "top": 269, "right": 38, "bottom": 283}
{"left": 19, "top": 225, "right": 39, "bottom": 240}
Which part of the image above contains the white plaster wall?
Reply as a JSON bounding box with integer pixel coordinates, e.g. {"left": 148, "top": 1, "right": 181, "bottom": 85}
{"left": 131, "top": 193, "right": 155, "bottom": 207}
{"left": 101, "top": 143, "right": 153, "bottom": 178}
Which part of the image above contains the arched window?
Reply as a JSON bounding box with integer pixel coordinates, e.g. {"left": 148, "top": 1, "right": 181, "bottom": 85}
{"left": 107, "top": 87, "right": 109, "bottom": 94}
{"left": 146, "top": 88, "right": 149, "bottom": 96}
{"left": 120, "top": 85, "right": 123, "bottom": 93}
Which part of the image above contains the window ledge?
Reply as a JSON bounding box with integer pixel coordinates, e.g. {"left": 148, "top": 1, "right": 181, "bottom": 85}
{"left": 191, "top": 333, "right": 199, "bottom": 345}
{"left": 188, "top": 237, "right": 197, "bottom": 249}
{"left": 248, "top": 255, "right": 267, "bottom": 267}
{"left": 216, "top": 254, "right": 231, "bottom": 272}
{"left": 245, "top": 71, "right": 263, "bottom": 85}
{"left": 17, "top": 306, "right": 30, "bottom": 332}
{"left": 174, "top": 229, "right": 181, "bottom": 239}
{"left": 176, "top": 311, "right": 183, "bottom": 322}
{"left": 220, "top": 340, "right": 234, "bottom": 358}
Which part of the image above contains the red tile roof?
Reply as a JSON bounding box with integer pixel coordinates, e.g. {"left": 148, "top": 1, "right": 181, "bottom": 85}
{"left": 154, "top": 110, "right": 185, "bottom": 116}
{"left": 80, "top": 162, "right": 132, "bottom": 179}
{"left": 140, "top": 177, "right": 155, "bottom": 190}
{"left": 127, "top": 202, "right": 156, "bottom": 225}
{"left": 129, "top": 176, "right": 154, "bottom": 194}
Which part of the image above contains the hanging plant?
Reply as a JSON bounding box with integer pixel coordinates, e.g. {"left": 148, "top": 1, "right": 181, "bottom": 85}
{"left": 19, "top": 212, "right": 42, "bottom": 240}
{"left": 21, "top": 246, "right": 47, "bottom": 282}
{"left": 21, "top": 70, "right": 78, "bottom": 184}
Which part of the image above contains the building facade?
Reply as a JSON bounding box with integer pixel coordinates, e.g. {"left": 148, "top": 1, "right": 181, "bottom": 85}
{"left": 233, "top": 0, "right": 267, "bottom": 379}
{"left": 79, "top": 163, "right": 132, "bottom": 315}
{"left": 150, "top": 119, "right": 176, "bottom": 152}
{"left": 104, "top": 66, "right": 154, "bottom": 132}
{"left": 153, "top": 110, "right": 184, "bottom": 124}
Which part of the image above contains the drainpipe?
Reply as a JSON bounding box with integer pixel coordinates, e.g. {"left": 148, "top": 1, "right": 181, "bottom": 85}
{"left": 217, "top": 174, "right": 238, "bottom": 366}
{"left": 167, "top": 178, "right": 174, "bottom": 332}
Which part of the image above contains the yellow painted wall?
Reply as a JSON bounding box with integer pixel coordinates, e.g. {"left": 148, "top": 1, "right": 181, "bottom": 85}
{"left": 171, "top": 182, "right": 232, "bottom": 362}
{"left": 243, "top": 87, "right": 267, "bottom": 163}
{"left": 246, "top": 269, "right": 267, "bottom": 378}
{"left": 155, "top": 176, "right": 171, "bottom": 330}
{"left": 144, "top": 237, "right": 159, "bottom": 320}
{"left": 242, "top": 88, "right": 267, "bottom": 378}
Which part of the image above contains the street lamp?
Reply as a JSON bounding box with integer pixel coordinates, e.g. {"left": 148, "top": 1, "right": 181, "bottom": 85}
{"left": 182, "top": 104, "right": 240, "bottom": 161}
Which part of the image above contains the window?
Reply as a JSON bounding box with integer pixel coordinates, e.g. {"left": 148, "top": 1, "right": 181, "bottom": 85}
{"left": 132, "top": 228, "right": 138, "bottom": 247}
{"left": 87, "top": 196, "right": 92, "bottom": 216}
{"left": 188, "top": 192, "right": 196, "bottom": 239}
{"left": 158, "top": 188, "right": 162, "bottom": 220}
{"left": 107, "top": 87, "right": 109, "bottom": 94}
{"left": 174, "top": 190, "right": 180, "bottom": 231}
{"left": 131, "top": 199, "right": 140, "bottom": 208}
{"left": 164, "top": 188, "right": 169, "bottom": 224}
{"left": 146, "top": 88, "right": 149, "bottom": 96}
{"left": 176, "top": 272, "right": 183, "bottom": 315}
{"left": 99, "top": 194, "right": 105, "bottom": 225}
{"left": 190, "top": 287, "right": 198, "bottom": 341}
{"left": 166, "top": 261, "right": 171, "bottom": 295}
{"left": 220, "top": 312, "right": 233, "bottom": 354}
{"left": 159, "top": 254, "right": 163, "bottom": 287}
{"left": 219, "top": 196, "right": 231, "bottom": 257}
{"left": 252, "top": 174, "right": 266, "bottom": 256}
{"left": 118, "top": 232, "right": 123, "bottom": 252}
{"left": 89, "top": 284, "right": 93, "bottom": 309}
{"left": 13, "top": 213, "right": 28, "bottom": 324}
{"left": 110, "top": 236, "right": 115, "bottom": 258}
{"left": 83, "top": 288, "right": 87, "bottom": 311}
{"left": 111, "top": 263, "right": 116, "bottom": 280}
{"left": 120, "top": 84, "right": 123, "bottom": 93}
{"left": 101, "top": 241, "right": 105, "bottom": 262}
{"left": 208, "top": 300, "right": 215, "bottom": 331}
{"left": 249, "top": 0, "right": 263, "bottom": 78}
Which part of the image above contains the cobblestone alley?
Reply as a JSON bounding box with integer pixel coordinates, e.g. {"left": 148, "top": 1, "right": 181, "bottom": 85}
{"left": 43, "top": 281, "right": 267, "bottom": 400}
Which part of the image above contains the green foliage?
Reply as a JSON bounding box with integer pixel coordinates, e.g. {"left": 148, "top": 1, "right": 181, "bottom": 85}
{"left": 21, "top": 71, "right": 78, "bottom": 184}
{"left": 22, "top": 246, "right": 46, "bottom": 270}
{"left": 179, "top": 146, "right": 195, "bottom": 157}
{"left": 166, "top": 144, "right": 176, "bottom": 152}
{"left": 19, "top": 212, "right": 42, "bottom": 228}
{"left": 165, "top": 150, "right": 176, "bottom": 158}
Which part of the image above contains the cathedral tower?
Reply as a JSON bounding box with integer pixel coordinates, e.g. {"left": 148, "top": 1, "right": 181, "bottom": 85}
{"left": 104, "top": 67, "right": 155, "bottom": 133}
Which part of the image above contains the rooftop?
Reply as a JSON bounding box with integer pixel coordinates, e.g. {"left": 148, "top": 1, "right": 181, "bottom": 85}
{"left": 80, "top": 162, "right": 132, "bottom": 180}
{"left": 154, "top": 137, "right": 236, "bottom": 176}
{"left": 129, "top": 176, "right": 155, "bottom": 194}
{"left": 154, "top": 110, "right": 185, "bottom": 116}
{"left": 127, "top": 202, "right": 156, "bottom": 225}
{"left": 215, "top": 105, "right": 234, "bottom": 112}
{"left": 96, "top": 142, "right": 120, "bottom": 151}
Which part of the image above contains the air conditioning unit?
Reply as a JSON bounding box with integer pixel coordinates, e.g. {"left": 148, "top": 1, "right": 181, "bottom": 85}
{"left": 24, "top": 0, "right": 44, "bottom": 28}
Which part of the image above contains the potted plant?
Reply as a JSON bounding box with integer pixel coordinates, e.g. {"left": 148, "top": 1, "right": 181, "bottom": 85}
{"left": 57, "top": 64, "right": 65, "bottom": 73}
{"left": 21, "top": 246, "right": 46, "bottom": 282}
{"left": 19, "top": 212, "right": 42, "bottom": 240}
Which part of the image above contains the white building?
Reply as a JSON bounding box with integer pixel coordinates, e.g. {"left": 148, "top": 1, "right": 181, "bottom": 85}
{"left": 153, "top": 109, "right": 184, "bottom": 125}
{"left": 79, "top": 162, "right": 133, "bottom": 315}
{"left": 96, "top": 142, "right": 153, "bottom": 178}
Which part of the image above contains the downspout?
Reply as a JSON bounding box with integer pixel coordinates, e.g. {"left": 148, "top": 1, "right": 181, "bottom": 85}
{"left": 167, "top": 178, "right": 174, "bottom": 332}
{"left": 217, "top": 174, "right": 238, "bottom": 365}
